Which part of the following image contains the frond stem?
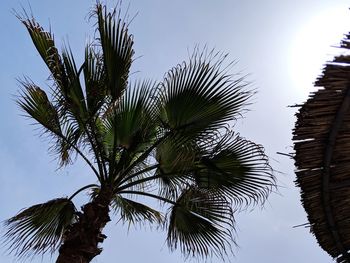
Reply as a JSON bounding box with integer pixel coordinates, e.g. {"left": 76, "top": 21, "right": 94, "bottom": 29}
{"left": 53, "top": 130, "right": 101, "bottom": 180}
{"left": 66, "top": 62, "right": 107, "bottom": 182}
{"left": 116, "top": 132, "right": 169, "bottom": 183}
{"left": 117, "top": 164, "right": 159, "bottom": 186}
{"left": 68, "top": 184, "right": 99, "bottom": 200}
{"left": 108, "top": 105, "right": 122, "bottom": 181}
{"left": 117, "top": 174, "right": 161, "bottom": 192}
{"left": 73, "top": 73, "right": 106, "bottom": 182}
{"left": 118, "top": 190, "right": 176, "bottom": 205}
{"left": 87, "top": 117, "right": 108, "bottom": 181}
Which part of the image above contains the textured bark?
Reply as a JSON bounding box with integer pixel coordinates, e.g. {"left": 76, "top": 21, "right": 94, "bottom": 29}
{"left": 55, "top": 188, "right": 113, "bottom": 263}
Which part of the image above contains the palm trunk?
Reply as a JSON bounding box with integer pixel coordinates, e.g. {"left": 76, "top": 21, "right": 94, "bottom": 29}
{"left": 56, "top": 188, "right": 113, "bottom": 263}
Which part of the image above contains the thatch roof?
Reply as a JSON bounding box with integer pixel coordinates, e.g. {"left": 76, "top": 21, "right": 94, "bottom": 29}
{"left": 293, "top": 34, "right": 350, "bottom": 263}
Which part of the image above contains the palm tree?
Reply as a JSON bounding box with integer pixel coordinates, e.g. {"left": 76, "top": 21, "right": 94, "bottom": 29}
{"left": 3, "top": 3, "right": 274, "bottom": 263}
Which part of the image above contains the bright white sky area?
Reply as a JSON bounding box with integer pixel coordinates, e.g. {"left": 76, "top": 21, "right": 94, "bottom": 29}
{"left": 1, "top": 0, "right": 350, "bottom": 262}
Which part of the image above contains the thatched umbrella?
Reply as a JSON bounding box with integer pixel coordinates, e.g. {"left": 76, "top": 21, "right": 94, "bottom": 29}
{"left": 293, "top": 33, "right": 350, "bottom": 263}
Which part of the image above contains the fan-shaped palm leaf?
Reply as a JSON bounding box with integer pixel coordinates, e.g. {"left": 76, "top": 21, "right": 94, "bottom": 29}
{"left": 158, "top": 52, "right": 250, "bottom": 143}
{"left": 102, "top": 80, "right": 159, "bottom": 176}
{"left": 17, "top": 80, "right": 89, "bottom": 167}
{"left": 59, "top": 46, "right": 88, "bottom": 123}
{"left": 194, "top": 132, "right": 273, "bottom": 207}
{"left": 95, "top": 3, "right": 134, "bottom": 100}
{"left": 17, "top": 82, "right": 71, "bottom": 165}
{"left": 103, "top": 81, "right": 158, "bottom": 151}
{"left": 83, "top": 46, "right": 106, "bottom": 116}
{"left": 112, "top": 195, "right": 163, "bottom": 226}
{"left": 155, "top": 131, "right": 273, "bottom": 208}
{"left": 167, "top": 187, "right": 234, "bottom": 259}
{"left": 3, "top": 198, "right": 76, "bottom": 258}
{"left": 18, "top": 82, "right": 61, "bottom": 134}
{"left": 156, "top": 138, "right": 197, "bottom": 175}
{"left": 17, "top": 13, "right": 67, "bottom": 88}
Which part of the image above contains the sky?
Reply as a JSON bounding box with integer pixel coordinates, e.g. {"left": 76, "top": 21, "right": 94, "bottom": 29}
{"left": 0, "top": 0, "right": 350, "bottom": 262}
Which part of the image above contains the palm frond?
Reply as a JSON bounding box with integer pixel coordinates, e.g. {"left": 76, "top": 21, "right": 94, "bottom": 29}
{"left": 167, "top": 187, "right": 234, "bottom": 259}
{"left": 155, "top": 130, "right": 274, "bottom": 207}
{"left": 194, "top": 131, "right": 274, "bottom": 208}
{"left": 3, "top": 198, "right": 76, "bottom": 258}
{"left": 155, "top": 139, "right": 196, "bottom": 200}
{"left": 103, "top": 80, "right": 158, "bottom": 173}
{"left": 17, "top": 80, "right": 84, "bottom": 167}
{"left": 18, "top": 81, "right": 61, "bottom": 135}
{"left": 84, "top": 46, "right": 107, "bottom": 116}
{"left": 112, "top": 195, "right": 163, "bottom": 227}
{"left": 156, "top": 139, "right": 197, "bottom": 174}
{"left": 16, "top": 17, "right": 94, "bottom": 167}
{"left": 158, "top": 51, "right": 251, "bottom": 143}
{"left": 95, "top": 2, "right": 134, "bottom": 100}
{"left": 17, "top": 13, "right": 67, "bottom": 89}
{"left": 60, "top": 46, "right": 88, "bottom": 122}
{"left": 56, "top": 121, "right": 83, "bottom": 166}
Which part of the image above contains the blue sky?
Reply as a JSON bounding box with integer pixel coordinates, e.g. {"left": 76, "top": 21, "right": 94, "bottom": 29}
{"left": 1, "top": 0, "right": 349, "bottom": 262}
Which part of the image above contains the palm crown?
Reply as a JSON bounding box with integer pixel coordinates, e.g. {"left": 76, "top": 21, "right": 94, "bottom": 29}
{"left": 3, "top": 3, "right": 275, "bottom": 262}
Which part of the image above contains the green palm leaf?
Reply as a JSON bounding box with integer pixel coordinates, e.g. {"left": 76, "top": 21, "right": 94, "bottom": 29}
{"left": 59, "top": 46, "right": 88, "bottom": 122}
{"left": 194, "top": 132, "right": 274, "bottom": 207}
{"left": 156, "top": 139, "right": 197, "bottom": 175}
{"left": 83, "top": 46, "right": 107, "bottom": 116}
{"left": 17, "top": 16, "right": 94, "bottom": 167}
{"left": 57, "top": 122, "right": 83, "bottom": 166}
{"left": 158, "top": 52, "right": 250, "bottom": 143}
{"left": 103, "top": 81, "right": 158, "bottom": 172}
{"left": 112, "top": 195, "right": 163, "bottom": 227}
{"left": 95, "top": 3, "right": 134, "bottom": 100}
{"left": 18, "top": 81, "right": 83, "bottom": 166}
{"left": 17, "top": 13, "right": 67, "bottom": 89}
{"left": 167, "top": 187, "right": 234, "bottom": 259}
{"left": 18, "top": 82, "right": 61, "bottom": 135}
{"left": 155, "top": 139, "right": 197, "bottom": 200}
{"left": 3, "top": 198, "right": 76, "bottom": 258}
{"left": 155, "top": 131, "right": 273, "bottom": 207}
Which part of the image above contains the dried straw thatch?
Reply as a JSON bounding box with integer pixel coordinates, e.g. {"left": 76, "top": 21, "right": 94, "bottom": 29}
{"left": 293, "top": 33, "right": 350, "bottom": 263}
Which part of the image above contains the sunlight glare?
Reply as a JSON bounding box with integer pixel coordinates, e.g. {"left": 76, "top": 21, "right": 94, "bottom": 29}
{"left": 289, "top": 7, "right": 350, "bottom": 95}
